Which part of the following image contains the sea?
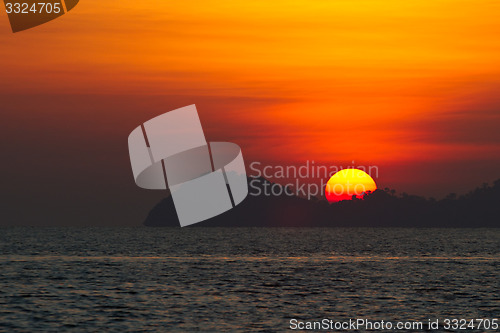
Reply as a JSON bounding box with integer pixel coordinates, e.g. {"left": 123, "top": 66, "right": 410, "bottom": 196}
{"left": 0, "top": 227, "right": 498, "bottom": 332}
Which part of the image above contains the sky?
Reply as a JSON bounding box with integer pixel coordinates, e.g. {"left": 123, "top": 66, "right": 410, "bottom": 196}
{"left": 1, "top": 0, "right": 500, "bottom": 225}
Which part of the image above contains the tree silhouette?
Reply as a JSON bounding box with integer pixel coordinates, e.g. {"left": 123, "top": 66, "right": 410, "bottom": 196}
{"left": 145, "top": 177, "right": 500, "bottom": 228}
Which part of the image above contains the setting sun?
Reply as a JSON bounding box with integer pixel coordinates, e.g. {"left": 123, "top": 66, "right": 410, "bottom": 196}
{"left": 325, "top": 169, "right": 377, "bottom": 203}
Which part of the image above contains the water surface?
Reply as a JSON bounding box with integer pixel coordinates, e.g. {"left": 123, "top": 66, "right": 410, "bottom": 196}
{"left": 0, "top": 228, "right": 498, "bottom": 331}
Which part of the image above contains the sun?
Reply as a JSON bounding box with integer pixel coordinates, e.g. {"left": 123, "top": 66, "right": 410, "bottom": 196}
{"left": 325, "top": 169, "right": 377, "bottom": 203}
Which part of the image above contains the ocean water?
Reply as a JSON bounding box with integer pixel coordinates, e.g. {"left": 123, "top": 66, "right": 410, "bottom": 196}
{"left": 0, "top": 227, "right": 498, "bottom": 332}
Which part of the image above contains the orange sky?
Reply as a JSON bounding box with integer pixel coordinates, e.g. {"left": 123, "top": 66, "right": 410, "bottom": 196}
{"left": 1, "top": 0, "right": 500, "bottom": 202}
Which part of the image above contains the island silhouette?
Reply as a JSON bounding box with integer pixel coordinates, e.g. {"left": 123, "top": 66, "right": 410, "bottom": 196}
{"left": 144, "top": 176, "right": 500, "bottom": 227}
